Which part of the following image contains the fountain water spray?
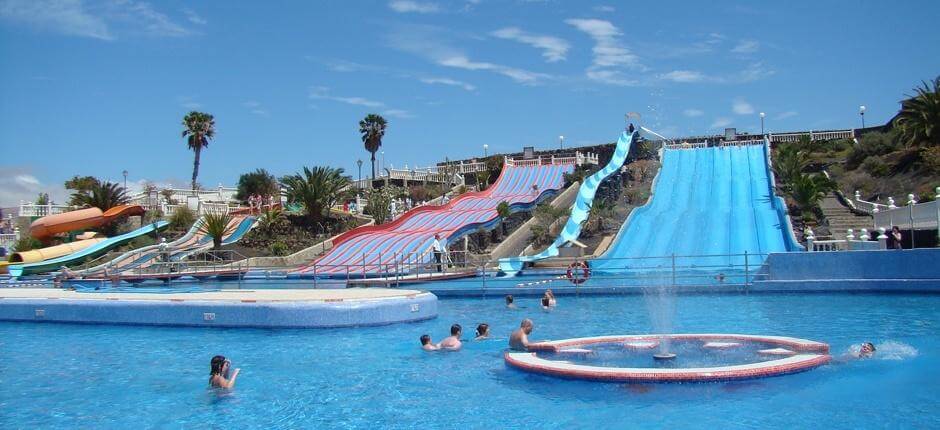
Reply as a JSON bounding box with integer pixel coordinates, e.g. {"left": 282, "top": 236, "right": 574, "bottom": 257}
{"left": 642, "top": 271, "right": 677, "bottom": 360}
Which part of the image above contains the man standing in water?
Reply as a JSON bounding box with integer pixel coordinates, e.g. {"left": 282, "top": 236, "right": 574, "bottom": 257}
{"left": 509, "top": 319, "right": 534, "bottom": 351}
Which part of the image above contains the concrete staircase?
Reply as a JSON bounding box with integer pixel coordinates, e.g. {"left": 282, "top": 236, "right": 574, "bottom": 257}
{"left": 820, "top": 193, "right": 873, "bottom": 238}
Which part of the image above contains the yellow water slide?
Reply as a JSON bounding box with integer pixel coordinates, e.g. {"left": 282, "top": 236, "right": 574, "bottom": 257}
{"left": 7, "top": 238, "right": 106, "bottom": 264}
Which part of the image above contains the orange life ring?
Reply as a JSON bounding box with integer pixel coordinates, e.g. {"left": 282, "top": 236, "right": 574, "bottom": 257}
{"left": 566, "top": 261, "right": 591, "bottom": 285}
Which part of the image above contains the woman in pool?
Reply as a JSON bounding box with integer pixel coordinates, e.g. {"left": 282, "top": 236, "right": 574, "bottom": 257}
{"left": 543, "top": 290, "right": 556, "bottom": 307}
{"left": 209, "top": 355, "right": 240, "bottom": 389}
{"left": 474, "top": 323, "right": 490, "bottom": 340}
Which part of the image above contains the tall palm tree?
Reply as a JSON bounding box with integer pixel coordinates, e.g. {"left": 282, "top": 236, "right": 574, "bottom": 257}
{"left": 359, "top": 114, "right": 387, "bottom": 179}
{"left": 182, "top": 111, "right": 216, "bottom": 192}
{"left": 786, "top": 173, "right": 835, "bottom": 215}
{"left": 71, "top": 181, "right": 128, "bottom": 211}
{"left": 894, "top": 76, "right": 940, "bottom": 148}
{"left": 280, "top": 166, "right": 351, "bottom": 224}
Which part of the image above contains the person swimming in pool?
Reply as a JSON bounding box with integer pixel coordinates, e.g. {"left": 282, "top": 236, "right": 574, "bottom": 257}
{"left": 438, "top": 324, "right": 463, "bottom": 350}
{"left": 509, "top": 319, "right": 534, "bottom": 351}
{"left": 541, "top": 297, "right": 552, "bottom": 310}
{"left": 505, "top": 295, "right": 517, "bottom": 309}
{"left": 858, "top": 342, "right": 876, "bottom": 358}
{"left": 474, "top": 323, "right": 490, "bottom": 340}
{"left": 420, "top": 334, "right": 440, "bottom": 351}
{"left": 209, "top": 355, "right": 240, "bottom": 389}
{"left": 543, "top": 289, "right": 556, "bottom": 307}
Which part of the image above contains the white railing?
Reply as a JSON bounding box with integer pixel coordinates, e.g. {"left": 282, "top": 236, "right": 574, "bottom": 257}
{"left": 804, "top": 227, "right": 886, "bottom": 252}
{"left": 504, "top": 151, "right": 594, "bottom": 167}
{"left": 664, "top": 142, "right": 707, "bottom": 150}
{"left": 0, "top": 230, "right": 18, "bottom": 250}
{"left": 127, "top": 185, "right": 238, "bottom": 207}
{"left": 718, "top": 138, "right": 766, "bottom": 147}
{"left": 18, "top": 203, "right": 76, "bottom": 217}
{"left": 872, "top": 190, "right": 940, "bottom": 231}
{"left": 769, "top": 129, "right": 854, "bottom": 143}
{"left": 852, "top": 190, "right": 889, "bottom": 214}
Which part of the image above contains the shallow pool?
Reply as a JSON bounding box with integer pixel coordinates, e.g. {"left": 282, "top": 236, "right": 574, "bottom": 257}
{"left": 1, "top": 293, "right": 937, "bottom": 428}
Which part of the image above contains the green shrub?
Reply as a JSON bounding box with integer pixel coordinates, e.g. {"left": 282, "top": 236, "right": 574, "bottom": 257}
{"left": 198, "top": 210, "right": 234, "bottom": 249}
{"left": 847, "top": 131, "right": 900, "bottom": 169}
{"left": 11, "top": 236, "right": 43, "bottom": 254}
{"left": 861, "top": 156, "right": 890, "bottom": 177}
{"left": 127, "top": 235, "right": 156, "bottom": 249}
{"left": 921, "top": 146, "right": 940, "bottom": 174}
{"left": 169, "top": 206, "right": 197, "bottom": 230}
{"left": 142, "top": 209, "right": 164, "bottom": 225}
{"left": 269, "top": 241, "right": 289, "bottom": 256}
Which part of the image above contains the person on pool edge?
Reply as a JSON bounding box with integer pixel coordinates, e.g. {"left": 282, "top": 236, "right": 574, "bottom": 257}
{"left": 431, "top": 234, "right": 446, "bottom": 272}
{"left": 209, "top": 355, "right": 240, "bottom": 389}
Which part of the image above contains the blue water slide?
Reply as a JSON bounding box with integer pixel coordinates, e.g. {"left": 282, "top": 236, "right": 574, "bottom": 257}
{"left": 592, "top": 141, "right": 798, "bottom": 273}
{"left": 8, "top": 221, "right": 170, "bottom": 277}
{"left": 498, "top": 131, "right": 636, "bottom": 274}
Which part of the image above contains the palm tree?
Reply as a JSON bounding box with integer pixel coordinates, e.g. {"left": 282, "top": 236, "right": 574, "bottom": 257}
{"left": 496, "top": 201, "right": 511, "bottom": 236}
{"left": 587, "top": 199, "right": 615, "bottom": 232}
{"left": 477, "top": 170, "right": 491, "bottom": 190}
{"left": 894, "top": 76, "right": 940, "bottom": 148}
{"left": 359, "top": 114, "right": 387, "bottom": 179}
{"left": 280, "top": 166, "right": 351, "bottom": 224}
{"left": 182, "top": 111, "right": 216, "bottom": 192}
{"left": 71, "top": 181, "right": 128, "bottom": 211}
{"left": 786, "top": 173, "right": 835, "bottom": 215}
{"left": 198, "top": 210, "right": 234, "bottom": 249}
{"left": 772, "top": 143, "right": 809, "bottom": 192}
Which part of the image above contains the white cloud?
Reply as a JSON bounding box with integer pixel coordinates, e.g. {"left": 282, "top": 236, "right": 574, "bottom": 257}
{"left": 593, "top": 5, "right": 615, "bottom": 12}
{"left": 438, "top": 55, "right": 548, "bottom": 85}
{"left": 0, "top": 0, "right": 113, "bottom": 40}
{"left": 383, "top": 109, "right": 414, "bottom": 119}
{"left": 0, "top": 0, "right": 191, "bottom": 40}
{"left": 420, "top": 77, "right": 476, "bottom": 91}
{"left": 732, "top": 98, "right": 755, "bottom": 115}
{"left": 242, "top": 101, "right": 268, "bottom": 116}
{"left": 735, "top": 62, "right": 775, "bottom": 82}
{"left": 565, "top": 18, "right": 643, "bottom": 86}
{"left": 388, "top": 0, "right": 439, "bottom": 13}
{"left": 683, "top": 109, "right": 704, "bottom": 117}
{"left": 658, "top": 70, "right": 705, "bottom": 83}
{"left": 731, "top": 39, "right": 759, "bottom": 54}
{"left": 775, "top": 111, "right": 798, "bottom": 120}
{"left": 0, "top": 168, "right": 67, "bottom": 207}
{"left": 308, "top": 87, "right": 412, "bottom": 118}
{"left": 182, "top": 8, "right": 206, "bottom": 25}
{"left": 491, "top": 27, "right": 570, "bottom": 62}
{"left": 711, "top": 117, "right": 732, "bottom": 128}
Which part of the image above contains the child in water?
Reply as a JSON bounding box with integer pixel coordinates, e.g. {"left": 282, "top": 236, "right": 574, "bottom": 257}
{"left": 420, "top": 334, "right": 440, "bottom": 351}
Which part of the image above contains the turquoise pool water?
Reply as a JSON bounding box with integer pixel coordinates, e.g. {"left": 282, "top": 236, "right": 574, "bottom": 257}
{"left": 1, "top": 293, "right": 937, "bottom": 428}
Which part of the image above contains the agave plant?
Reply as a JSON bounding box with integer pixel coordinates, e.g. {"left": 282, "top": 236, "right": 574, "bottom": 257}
{"left": 280, "top": 166, "right": 351, "bottom": 224}
{"left": 198, "top": 210, "right": 234, "bottom": 249}
{"left": 182, "top": 111, "right": 216, "bottom": 192}
{"left": 894, "top": 76, "right": 940, "bottom": 148}
{"left": 258, "top": 205, "right": 285, "bottom": 230}
{"left": 71, "top": 181, "right": 128, "bottom": 211}
{"left": 359, "top": 114, "right": 387, "bottom": 179}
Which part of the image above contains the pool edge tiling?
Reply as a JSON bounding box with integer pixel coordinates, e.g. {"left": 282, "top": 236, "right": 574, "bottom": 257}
{"left": 0, "top": 288, "right": 438, "bottom": 328}
{"left": 505, "top": 334, "right": 831, "bottom": 383}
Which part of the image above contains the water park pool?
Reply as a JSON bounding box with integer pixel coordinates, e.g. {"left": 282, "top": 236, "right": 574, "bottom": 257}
{"left": 1, "top": 292, "right": 936, "bottom": 428}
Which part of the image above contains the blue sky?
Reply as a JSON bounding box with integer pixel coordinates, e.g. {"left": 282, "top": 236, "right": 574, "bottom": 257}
{"left": 1, "top": 0, "right": 939, "bottom": 206}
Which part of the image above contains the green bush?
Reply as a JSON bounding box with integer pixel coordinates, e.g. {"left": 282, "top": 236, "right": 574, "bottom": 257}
{"left": 861, "top": 156, "right": 890, "bottom": 177}
{"left": 127, "top": 235, "right": 156, "bottom": 249}
{"left": 847, "top": 131, "right": 900, "bottom": 169}
{"left": 142, "top": 209, "right": 164, "bottom": 225}
{"left": 11, "top": 236, "right": 43, "bottom": 254}
{"left": 921, "top": 146, "right": 940, "bottom": 174}
{"left": 269, "top": 241, "right": 289, "bottom": 256}
{"left": 169, "top": 206, "right": 197, "bottom": 230}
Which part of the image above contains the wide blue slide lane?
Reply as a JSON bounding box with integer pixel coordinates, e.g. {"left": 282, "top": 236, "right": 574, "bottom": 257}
{"left": 499, "top": 131, "right": 635, "bottom": 273}
{"left": 593, "top": 142, "right": 799, "bottom": 272}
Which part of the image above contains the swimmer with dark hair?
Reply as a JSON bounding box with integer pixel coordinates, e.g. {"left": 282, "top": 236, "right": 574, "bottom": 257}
{"left": 505, "top": 295, "right": 516, "bottom": 309}
{"left": 858, "top": 342, "right": 876, "bottom": 358}
{"left": 420, "top": 334, "right": 440, "bottom": 351}
{"left": 438, "top": 324, "right": 463, "bottom": 350}
{"left": 474, "top": 323, "right": 490, "bottom": 340}
{"left": 541, "top": 297, "right": 551, "bottom": 309}
{"left": 209, "top": 355, "right": 240, "bottom": 389}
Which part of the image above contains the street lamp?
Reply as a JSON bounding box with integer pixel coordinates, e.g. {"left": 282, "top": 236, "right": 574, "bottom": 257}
{"left": 122, "top": 170, "right": 128, "bottom": 191}
{"left": 356, "top": 159, "right": 363, "bottom": 192}
{"left": 559, "top": 135, "right": 565, "bottom": 150}
{"left": 859, "top": 105, "right": 866, "bottom": 128}
{"left": 759, "top": 112, "right": 766, "bottom": 136}
{"left": 483, "top": 143, "right": 488, "bottom": 157}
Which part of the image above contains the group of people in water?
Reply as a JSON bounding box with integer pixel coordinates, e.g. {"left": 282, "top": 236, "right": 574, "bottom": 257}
{"left": 420, "top": 291, "right": 556, "bottom": 352}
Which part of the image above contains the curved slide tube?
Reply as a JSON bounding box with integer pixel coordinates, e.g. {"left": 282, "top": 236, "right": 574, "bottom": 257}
{"left": 592, "top": 142, "right": 797, "bottom": 273}
{"left": 8, "top": 238, "right": 106, "bottom": 264}
{"left": 8, "top": 221, "right": 169, "bottom": 277}
{"left": 498, "top": 131, "right": 635, "bottom": 274}
{"left": 294, "top": 163, "right": 573, "bottom": 276}
{"left": 29, "top": 205, "right": 146, "bottom": 241}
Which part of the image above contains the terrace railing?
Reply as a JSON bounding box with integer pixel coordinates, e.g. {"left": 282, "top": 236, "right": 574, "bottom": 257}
{"left": 872, "top": 190, "right": 940, "bottom": 235}
{"left": 804, "top": 227, "right": 885, "bottom": 252}
{"left": 768, "top": 129, "right": 855, "bottom": 143}
{"left": 18, "top": 203, "right": 76, "bottom": 217}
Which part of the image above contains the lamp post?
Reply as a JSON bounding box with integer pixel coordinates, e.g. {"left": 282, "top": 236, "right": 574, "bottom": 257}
{"left": 859, "top": 105, "right": 866, "bottom": 129}
{"left": 759, "top": 112, "right": 766, "bottom": 136}
{"left": 483, "top": 143, "right": 488, "bottom": 157}
{"left": 122, "top": 170, "right": 128, "bottom": 191}
{"left": 559, "top": 135, "right": 565, "bottom": 150}
{"left": 356, "top": 159, "right": 363, "bottom": 193}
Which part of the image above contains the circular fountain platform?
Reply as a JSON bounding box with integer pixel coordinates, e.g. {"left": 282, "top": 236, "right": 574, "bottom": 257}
{"left": 505, "top": 334, "right": 830, "bottom": 383}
